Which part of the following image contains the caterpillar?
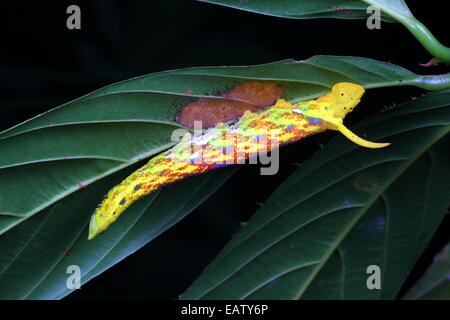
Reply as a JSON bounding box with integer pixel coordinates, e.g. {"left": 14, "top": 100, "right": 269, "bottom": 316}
{"left": 88, "top": 82, "right": 390, "bottom": 240}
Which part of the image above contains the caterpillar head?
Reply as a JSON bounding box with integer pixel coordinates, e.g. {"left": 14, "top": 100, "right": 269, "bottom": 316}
{"left": 313, "top": 82, "right": 365, "bottom": 122}
{"left": 330, "top": 82, "right": 365, "bottom": 119}
{"left": 310, "top": 82, "right": 390, "bottom": 149}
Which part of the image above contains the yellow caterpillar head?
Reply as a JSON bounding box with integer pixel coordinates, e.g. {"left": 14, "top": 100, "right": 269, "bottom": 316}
{"left": 331, "top": 82, "right": 365, "bottom": 118}
{"left": 312, "top": 82, "right": 389, "bottom": 149}
{"left": 315, "top": 82, "right": 365, "bottom": 120}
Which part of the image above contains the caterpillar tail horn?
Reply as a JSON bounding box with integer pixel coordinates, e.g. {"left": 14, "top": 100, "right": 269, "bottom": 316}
{"left": 337, "top": 124, "right": 390, "bottom": 149}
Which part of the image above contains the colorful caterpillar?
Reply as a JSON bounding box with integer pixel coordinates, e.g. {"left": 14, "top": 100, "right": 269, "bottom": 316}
{"left": 88, "top": 82, "right": 390, "bottom": 240}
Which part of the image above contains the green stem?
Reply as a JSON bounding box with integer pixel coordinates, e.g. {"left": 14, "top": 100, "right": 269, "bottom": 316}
{"left": 362, "top": 1, "right": 450, "bottom": 62}
{"left": 412, "top": 73, "right": 450, "bottom": 91}
{"left": 393, "top": 16, "right": 450, "bottom": 63}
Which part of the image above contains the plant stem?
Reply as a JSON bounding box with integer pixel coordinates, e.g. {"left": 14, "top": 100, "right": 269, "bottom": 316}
{"left": 396, "top": 16, "right": 450, "bottom": 63}
{"left": 363, "top": 1, "right": 450, "bottom": 62}
{"left": 413, "top": 73, "right": 450, "bottom": 91}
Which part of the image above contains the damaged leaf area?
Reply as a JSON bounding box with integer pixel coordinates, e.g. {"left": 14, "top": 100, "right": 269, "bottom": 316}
{"left": 176, "top": 81, "right": 284, "bottom": 128}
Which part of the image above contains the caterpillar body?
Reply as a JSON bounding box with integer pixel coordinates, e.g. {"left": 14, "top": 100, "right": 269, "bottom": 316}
{"left": 88, "top": 82, "right": 390, "bottom": 240}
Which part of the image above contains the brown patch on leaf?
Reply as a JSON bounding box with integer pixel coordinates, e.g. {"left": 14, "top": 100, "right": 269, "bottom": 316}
{"left": 177, "top": 99, "right": 261, "bottom": 128}
{"left": 177, "top": 81, "right": 284, "bottom": 128}
{"left": 223, "top": 81, "right": 284, "bottom": 107}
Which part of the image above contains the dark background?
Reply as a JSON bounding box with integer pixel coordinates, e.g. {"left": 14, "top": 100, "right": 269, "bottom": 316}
{"left": 1, "top": 1, "right": 449, "bottom": 299}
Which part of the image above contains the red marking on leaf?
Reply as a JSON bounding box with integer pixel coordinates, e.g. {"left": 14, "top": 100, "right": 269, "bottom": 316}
{"left": 177, "top": 81, "right": 284, "bottom": 128}
{"left": 335, "top": 6, "right": 352, "bottom": 15}
{"left": 77, "top": 183, "right": 87, "bottom": 189}
{"left": 185, "top": 89, "right": 193, "bottom": 95}
{"left": 66, "top": 250, "right": 72, "bottom": 257}
{"left": 177, "top": 98, "right": 261, "bottom": 128}
{"left": 223, "top": 82, "right": 284, "bottom": 107}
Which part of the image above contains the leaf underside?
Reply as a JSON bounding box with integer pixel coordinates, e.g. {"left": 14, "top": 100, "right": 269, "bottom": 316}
{"left": 0, "top": 56, "right": 448, "bottom": 299}
{"left": 0, "top": 56, "right": 440, "bottom": 234}
{"left": 182, "top": 90, "right": 450, "bottom": 300}
{"left": 198, "top": 0, "right": 399, "bottom": 22}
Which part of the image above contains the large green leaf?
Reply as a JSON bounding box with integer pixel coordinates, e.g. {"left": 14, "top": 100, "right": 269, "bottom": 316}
{"left": 403, "top": 242, "right": 450, "bottom": 300}
{"left": 1, "top": 56, "right": 449, "bottom": 299}
{"left": 181, "top": 90, "right": 450, "bottom": 299}
{"left": 0, "top": 163, "right": 236, "bottom": 299}
{"left": 198, "top": 0, "right": 401, "bottom": 21}
{"left": 1, "top": 56, "right": 449, "bottom": 235}
{"left": 201, "top": 1, "right": 450, "bottom": 62}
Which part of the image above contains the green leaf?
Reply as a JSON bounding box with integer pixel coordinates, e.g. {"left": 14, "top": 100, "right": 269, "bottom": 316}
{"left": 198, "top": 0, "right": 397, "bottom": 21}
{"left": 181, "top": 90, "right": 450, "bottom": 299}
{"left": 1, "top": 56, "right": 449, "bottom": 299}
{"left": 0, "top": 164, "right": 236, "bottom": 299}
{"left": 403, "top": 242, "right": 450, "bottom": 300}
{"left": 361, "top": 0, "right": 410, "bottom": 16}
{"left": 1, "top": 56, "right": 449, "bottom": 234}
{"left": 201, "top": 0, "right": 450, "bottom": 62}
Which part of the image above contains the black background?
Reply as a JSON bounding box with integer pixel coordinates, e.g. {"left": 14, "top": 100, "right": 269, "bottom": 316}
{"left": 1, "top": 1, "right": 449, "bottom": 299}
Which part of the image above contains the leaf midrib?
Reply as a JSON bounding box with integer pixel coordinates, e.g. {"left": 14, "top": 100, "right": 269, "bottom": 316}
{"left": 294, "top": 126, "right": 449, "bottom": 299}
{"left": 189, "top": 119, "right": 449, "bottom": 299}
